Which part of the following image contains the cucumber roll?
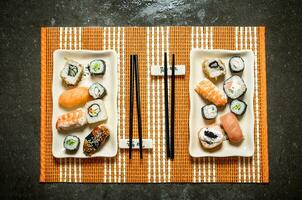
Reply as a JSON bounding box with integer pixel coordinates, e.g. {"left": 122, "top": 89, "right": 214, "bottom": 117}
{"left": 85, "top": 100, "right": 108, "bottom": 124}
{"left": 201, "top": 104, "right": 218, "bottom": 120}
{"left": 230, "top": 99, "right": 247, "bottom": 116}
{"left": 89, "top": 82, "right": 107, "bottom": 99}
{"left": 63, "top": 135, "right": 80, "bottom": 152}
{"left": 229, "top": 56, "right": 245, "bottom": 73}
{"left": 223, "top": 75, "right": 247, "bottom": 99}
{"left": 88, "top": 59, "right": 106, "bottom": 75}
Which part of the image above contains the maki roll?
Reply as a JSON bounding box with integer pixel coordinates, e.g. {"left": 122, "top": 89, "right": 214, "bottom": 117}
{"left": 83, "top": 125, "right": 110, "bottom": 156}
{"left": 88, "top": 59, "right": 106, "bottom": 75}
{"left": 85, "top": 99, "right": 108, "bottom": 124}
{"left": 201, "top": 104, "right": 218, "bottom": 120}
{"left": 223, "top": 75, "right": 247, "bottom": 99}
{"left": 63, "top": 135, "right": 80, "bottom": 152}
{"left": 230, "top": 99, "right": 247, "bottom": 116}
{"left": 198, "top": 125, "right": 224, "bottom": 149}
{"left": 60, "top": 60, "right": 83, "bottom": 86}
{"left": 202, "top": 58, "right": 226, "bottom": 80}
{"left": 89, "top": 82, "right": 107, "bottom": 99}
{"left": 229, "top": 56, "right": 245, "bottom": 73}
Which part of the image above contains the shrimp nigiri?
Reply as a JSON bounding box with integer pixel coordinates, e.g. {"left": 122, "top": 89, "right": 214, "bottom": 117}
{"left": 56, "top": 108, "right": 87, "bottom": 131}
{"left": 194, "top": 78, "right": 227, "bottom": 106}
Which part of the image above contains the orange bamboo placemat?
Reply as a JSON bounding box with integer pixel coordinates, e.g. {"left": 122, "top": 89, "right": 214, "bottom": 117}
{"left": 40, "top": 26, "right": 268, "bottom": 183}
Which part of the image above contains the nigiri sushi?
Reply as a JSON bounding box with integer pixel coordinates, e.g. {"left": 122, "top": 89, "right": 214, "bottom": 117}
{"left": 202, "top": 58, "right": 226, "bottom": 80}
{"left": 83, "top": 125, "right": 110, "bottom": 156}
{"left": 59, "top": 87, "right": 91, "bottom": 109}
{"left": 56, "top": 108, "right": 87, "bottom": 131}
{"left": 60, "top": 60, "right": 83, "bottom": 86}
{"left": 194, "top": 78, "right": 227, "bottom": 106}
{"left": 220, "top": 112, "right": 243, "bottom": 143}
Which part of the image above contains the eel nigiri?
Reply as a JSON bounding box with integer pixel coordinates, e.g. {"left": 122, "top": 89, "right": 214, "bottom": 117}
{"left": 83, "top": 125, "right": 110, "bottom": 156}
{"left": 56, "top": 108, "right": 87, "bottom": 131}
{"left": 194, "top": 78, "right": 227, "bottom": 106}
{"left": 220, "top": 112, "right": 243, "bottom": 143}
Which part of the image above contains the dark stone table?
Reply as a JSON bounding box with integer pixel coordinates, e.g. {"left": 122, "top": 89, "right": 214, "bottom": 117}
{"left": 1, "top": 0, "right": 301, "bottom": 199}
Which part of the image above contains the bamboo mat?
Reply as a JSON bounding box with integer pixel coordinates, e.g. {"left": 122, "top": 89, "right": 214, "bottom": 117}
{"left": 40, "top": 26, "right": 268, "bottom": 183}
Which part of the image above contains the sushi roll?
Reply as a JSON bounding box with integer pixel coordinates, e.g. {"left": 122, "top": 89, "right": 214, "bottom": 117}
{"left": 63, "top": 135, "right": 80, "bottom": 152}
{"left": 85, "top": 99, "right": 108, "bottom": 124}
{"left": 230, "top": 99, "right": 247, "bottom": 116}
{"left": 60, "top": 60, "right": 83, "bottom": 86}
{"left": 202, "top": 58, "right": 226, "bottom": 80}
{"left": 198, "top": 125, "right": 224, "bottom": 149}
{"left": 88, "top": 59, "right": 106, "bottom": 75}
{"left": 83, "top": 125, "right": 110, "bottom": 156}
{"left": 229, "top": 56, "right": 245, "bottom": 73}
{"left": 89, "top": 82, "right": 107, "bottom": 99}
{"left": 201, "top": 104, "right": 218, "bottom": 120}
{"left": 223, "top": 75, "right": 247, "bottom": 99}
{"left": 56, "top": 108, "right": 87, "bottom": 131}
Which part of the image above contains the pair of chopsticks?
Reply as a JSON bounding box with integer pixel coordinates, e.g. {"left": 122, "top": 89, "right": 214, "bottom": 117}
{"left": 164, "top": 53, "right": 175, "bottom": 159}
{"left": 129, "top": 55, "right": 143, "bottom": 159}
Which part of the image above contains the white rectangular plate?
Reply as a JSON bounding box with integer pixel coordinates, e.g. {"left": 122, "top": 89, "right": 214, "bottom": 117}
{"left": 52, "top": 50, "right": 118, "bottom": 158}
{"left": 189, "top": 49, "right": 254, "bottom": 157}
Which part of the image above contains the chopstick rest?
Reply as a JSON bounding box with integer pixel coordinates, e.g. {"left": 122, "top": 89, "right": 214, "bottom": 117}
{"left": 119, "top": 139, "right": 153, "bottom": 149}
{"left": 151, "top": 64, "right": 185, "bottom": 76}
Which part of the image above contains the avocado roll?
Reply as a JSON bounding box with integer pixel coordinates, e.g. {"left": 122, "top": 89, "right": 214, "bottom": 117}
{"left": 63, "top": 135, "right": 80, "bottom": 152}
{"left": 60, "top": 60, "right": 83, "bottom": 86}
{"left": 230, "top": 99, "right": 247, "bottom": 116}
{"left": 223, "top": 75, "right": 247, "bottom": 99}
{"left": 85, "top": 100, "right": 108, "bottom": 124}
{"left": 88, "top": 59, "right": 106, "bottom": 75}
{"left": 89, "top": 82, "right": 107, "bottom": 99}
{"left": 229, "top": 56, "right": 245, "bottom": 73}
{"left": 201, "top": 104, "right": 218, "bottom": 120}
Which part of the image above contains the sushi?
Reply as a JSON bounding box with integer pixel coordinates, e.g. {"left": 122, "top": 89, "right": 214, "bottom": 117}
{"left": 198, "top": 125, "right": 224, "bottom": 149}
{"left": 229, "top": 56, "right": 245, "bottom": 73}
{"left": 83, "top": 125, "right": 110, "bottom": 156}
{"left": 63, "top": 135, "right": 80, "bottom": 152}
{"left": 89, "top": 82, "right": 107, "bottom": 99}
{"left": 88, "top": 59, "right": 106, "bottom": 75}
{"left": 56, "top": 108, "right": 87, "bottom": 131}
{"left": 85, "top": 99, "right": 108, "bottom": 124}
{"left": 223, "top": 75, "right": 247, "bottom": 99}
{"left": 230, "top": 99, "right": 247, "bottom": 116}
{"left": 220, "top": 112, "right": 243, "bottom": 143}
{"left": 60, "top": 60, "right": 83, "bottom": 86}
{"left": 201, "top": 104, "right": 218, "bottom": 120}
{"left": 194, "top": 78, "right": 227, "bottom": 106}
{"left": 202, "top": 58, "right": 226, "bottom": 80}
{"left": 59, "top": 87, "right": 91, "bottom": 109}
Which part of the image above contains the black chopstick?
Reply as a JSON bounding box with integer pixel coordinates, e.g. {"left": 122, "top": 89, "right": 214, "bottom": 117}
{"left": 129, "top": 55, "right": 134, "bottom": 159}
{"left": 170, "top": 54, "right": 175, "bottom": 159}
{"left": 134, "top": 55, "right": 143, "bottom": 159}
{"left": 164, "top": 52, "right": 170, "bottom": 158}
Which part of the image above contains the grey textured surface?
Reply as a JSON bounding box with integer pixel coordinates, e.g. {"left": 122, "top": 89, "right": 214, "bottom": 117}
{"left": 1, "top": 0, "right": 302, "bottom": 199}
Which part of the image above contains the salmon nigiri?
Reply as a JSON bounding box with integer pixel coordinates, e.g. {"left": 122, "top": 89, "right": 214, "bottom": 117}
{"left": 194, "top": 78, "right": 227, "bottom": 106}
{"left": 56, "top": 108, "right": 87, "bottom": 131}
{"left": 220, "top": 112, "right": 243, "bottom": 143}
